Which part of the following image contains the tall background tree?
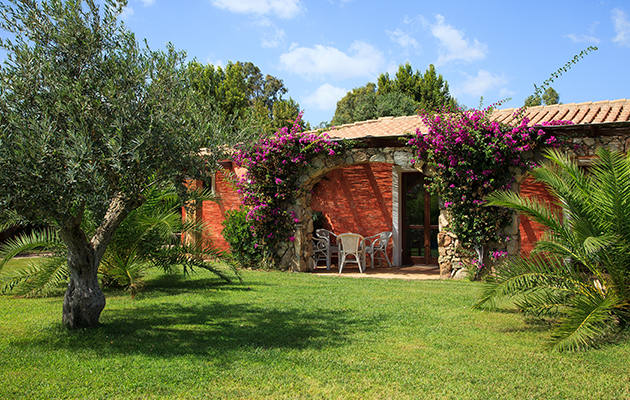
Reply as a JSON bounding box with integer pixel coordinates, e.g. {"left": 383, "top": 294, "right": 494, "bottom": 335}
{"left": 524, "top": 87, "right": 561, "bottom": 107}
{"left": 187, "top": 61, "right": 307, "bottom": 136}
{"left": 0, "top": 0, "right": 250, "bottom": 328}
{"left": 331, "top": 63, "right": 457, "bottom": 126}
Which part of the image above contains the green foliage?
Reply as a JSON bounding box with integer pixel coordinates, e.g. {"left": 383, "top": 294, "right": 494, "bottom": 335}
{"left": 331, "top": 63, "right": 456, "bottom": 125}
{"left": 221, "top": 208, "right": 263, "bottom": 268}
{"left": 478, "top": 148, "right": 630, "bottom": 351}
{"left": 379, "top": 63, "right": 457, "bottom": 112}
{"left": 0, "top": 184, "right": 239, "bottom": 297}
{"left": 312, "top": 210, "right": 325, "bottom": 232}
{"left": 408, "top": 105, "right": 562, "bottom": 269}
{"left": 330, "top": 83, "right": 378, "bottom": 125}
{"left": 233, "top": 115, "right": 339, "bottom": 264}
{"left": 0, "top": 0, "right": 251, "bottom": 326}
{"left": 524, "top": 94, "right": 542, "bottom": 107}
{"left": 252, "top": 97, "right": 309, "bottom": 136}
{"left": 187, "top": 60, "right": 305, "bottom": 137}
{"left": 0, "top": 229, "right": 67, "bottom": 297}
{"left": 542, "top": 87, "right": 560, "bottom": 105}
{"left": 100, "top": 182, "right": 239, "bottom": 293}
{"left": 524, "top": 87, "right": 560, "bottom": 107}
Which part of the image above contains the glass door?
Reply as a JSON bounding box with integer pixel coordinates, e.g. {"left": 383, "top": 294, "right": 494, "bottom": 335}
{"left": 402, "top": 172, "right": 439, "bottom": 265}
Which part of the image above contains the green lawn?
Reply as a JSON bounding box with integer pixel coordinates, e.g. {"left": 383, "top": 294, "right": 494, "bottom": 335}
{"left": 1, "top": 267, "right": 629, "bottom": 399}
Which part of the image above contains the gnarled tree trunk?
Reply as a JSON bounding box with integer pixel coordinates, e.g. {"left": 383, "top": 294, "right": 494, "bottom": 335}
{"left": 59, "top": 193, "right": 145, "bottom": 329}
{"left": 62, "top": 246, "right": 105, "bottom": 329}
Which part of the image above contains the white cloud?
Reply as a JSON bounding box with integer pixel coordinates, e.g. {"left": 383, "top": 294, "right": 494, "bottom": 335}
{"left": 140, "top": 0, "right": 155, "bottom": 6}
{"left": 303, "top": 84, "right": 348, "bottom": 110}
{"left": 499, "top": 87, "right": 516, "bottom": 98}
{"left": 423, "top": 14, "right": 487, "bottom": 66}
{"left": 254, "top": 17, "right": 286, "bottom": 48}
{"left": 386, "top": 29, "right": 419, "bottom": 49}
{"left": 565, "top": 34, "right": 601, "bottom": 44}
{"left": 210, "top": 0, "right": 303, "bottom": 19}
{"left": 459, "top": 70, "right": 509, "bottom": 97}
{"left": 120, "top": 6, "right": 134, "bottom": 20}
{"left": 204, "top": 58, "right": 224, "bottom": 68}
{"left": 612, "top": 8, "right": 630, "bottom": 47}
{"left": 279, "top": 41, "right": 386, "bottom": 80}
{"left": 261, "top": 28, "right": 286, "bottom": 48}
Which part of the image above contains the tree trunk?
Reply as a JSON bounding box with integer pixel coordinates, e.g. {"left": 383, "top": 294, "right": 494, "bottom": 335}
{"left": 60, "top": 218, "right": 105, "bottom": 329}
{"left": 59, "top": 193, "right": 145, "bottom": 329}
{"left": 62, "top": 248, "right": 105, "bottom": 329}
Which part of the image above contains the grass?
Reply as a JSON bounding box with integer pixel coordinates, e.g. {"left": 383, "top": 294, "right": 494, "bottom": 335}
{"left": 1, "top": 265, "right": 629, "bottom": 399}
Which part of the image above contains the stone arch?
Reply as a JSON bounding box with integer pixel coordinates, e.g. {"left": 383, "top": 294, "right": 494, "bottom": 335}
{"left": 276, "top": 146, "right": 422, "bottom": 271}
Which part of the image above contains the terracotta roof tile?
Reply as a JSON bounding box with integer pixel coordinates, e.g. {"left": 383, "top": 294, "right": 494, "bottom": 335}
{"left": 607, "top": 102, "right": 623, "bottom": 122}
{"left": 593, "top": 105, "right": 610, "bottom": 123}
{"left": 322, "top": 99, "right": 630, "bottom": 140}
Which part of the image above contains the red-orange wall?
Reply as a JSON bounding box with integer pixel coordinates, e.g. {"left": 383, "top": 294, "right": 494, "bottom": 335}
{"left": 200, "top": 163, "right": 555, "bottom": 259}
{"left": 197, "top": 162, "right": 394, "bottom": 254}
{"left": 200, "top": 166, "right": 245, "bottom": 252}
{"left": 518, "top": 174, "right": 562, "bottom": 254}
{"left": 311, "top": 163, "right": 393, "bottom": 237}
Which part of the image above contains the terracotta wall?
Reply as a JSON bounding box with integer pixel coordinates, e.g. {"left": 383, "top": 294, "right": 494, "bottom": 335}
{"left": 311, "top": 163, "right": 393, "bottom": 238}
{"left": 518, "top": 174, "right": 562, "bottom": 254}
{"left": 191, "top": 166, "right": 245, "bottom": 252}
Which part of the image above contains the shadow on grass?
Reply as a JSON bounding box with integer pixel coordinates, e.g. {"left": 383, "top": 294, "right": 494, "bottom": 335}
{"left": 10, "top": 296, "right": 382, "bottom": 366}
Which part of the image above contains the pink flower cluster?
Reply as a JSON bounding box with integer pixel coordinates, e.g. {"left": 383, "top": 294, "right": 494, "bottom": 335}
{"left": 232, "top": 113, "right": 338, "bottom": 251}
{"left": 407, "top": 104, "right": 565, "bottom": 249}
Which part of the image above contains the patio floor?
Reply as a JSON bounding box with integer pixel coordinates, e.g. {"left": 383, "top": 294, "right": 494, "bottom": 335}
{"left": 311, "top": 265, "right": 441, "bottom": 280}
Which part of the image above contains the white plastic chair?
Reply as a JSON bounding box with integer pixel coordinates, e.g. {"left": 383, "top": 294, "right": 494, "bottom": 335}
{"left": 337, "top": 233, "right": 366, "bottom": 273}
{"left": 365, "top": 231, "right": 393, "bottom": 269}
{"left": 313, "top": 229, "right": 338, "bottom": 270}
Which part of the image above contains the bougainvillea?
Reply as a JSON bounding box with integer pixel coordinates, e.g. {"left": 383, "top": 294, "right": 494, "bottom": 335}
{"left": 408, "top": 104, "right": 571, "bottom": 274}
{"left": 232, "top": 113, "right": 338, "bottom": 264}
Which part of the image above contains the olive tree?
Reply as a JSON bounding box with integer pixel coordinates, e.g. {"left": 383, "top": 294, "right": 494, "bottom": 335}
{"left": 0, "top": 0, "right": 243, "bottom": 328}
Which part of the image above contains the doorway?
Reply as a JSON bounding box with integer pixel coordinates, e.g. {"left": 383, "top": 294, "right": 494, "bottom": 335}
{"left": 402, "top": 172, "right": 439, "bottom": 265}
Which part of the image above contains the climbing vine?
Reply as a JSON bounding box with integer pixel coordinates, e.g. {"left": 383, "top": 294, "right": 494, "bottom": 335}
{"left": 232, "top": 113, "right": 338, "bottom": 264}
{"left": 408, "top": 104, "right": 571, "bottom": 275}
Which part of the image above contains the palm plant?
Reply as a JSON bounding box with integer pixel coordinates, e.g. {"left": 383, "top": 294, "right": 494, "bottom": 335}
{"left": 0, "top": 229, "right": 68, "bottom": 297}
{"left": 475, "top": 148, "right": 630, "bottom": 351}
{"left": 0, "top": 183, "right": 239, "bottom": 298}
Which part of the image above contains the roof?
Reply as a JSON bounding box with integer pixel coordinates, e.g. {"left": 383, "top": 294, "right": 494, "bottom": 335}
{"left": 324, "top": 99, "right": 630, "bottom": 140}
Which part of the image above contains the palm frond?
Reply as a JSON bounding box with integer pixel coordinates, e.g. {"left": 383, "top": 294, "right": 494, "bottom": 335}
{"left": 149, "top": 240, "right": 239, "bottom": 283}
{"left": 588, "top": 148, "right": 630, "bottom": 237}
{"left": 549, "top": 292, "right": 621, "bottom": 352}
{"left": 482, "top": 148, "right": 630, "bottom": 351}
{"left": 486, "top": 190, "right": 566, "bottom": 236}
{"left": 0, "top": 255, "right": 68, "bottom": 297}
{"left": 512, "top": 287, "right": 572, "bottom": 317}
{"left": 474, "top": 254, "right": 584, "bottom": 309}
{"left": 100, "top": 247, "right": 146, "bottom": 298}
{"left": 0, "top": 228, "right": 65, "bottom": 271}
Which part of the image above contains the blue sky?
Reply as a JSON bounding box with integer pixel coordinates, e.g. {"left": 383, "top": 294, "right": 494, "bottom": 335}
{"left": 25, "top": 1, "right": 630, "bottom": 126}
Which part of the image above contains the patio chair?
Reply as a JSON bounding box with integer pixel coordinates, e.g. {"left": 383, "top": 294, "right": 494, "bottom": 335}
{"left": 365, "top": 231, "right": 393, "bottom": 269}
{"left": 313, "top": 229, "right": 338, "bottom": 270}
{"left": 337, "top": 233, "right": 366, "bottom": 273}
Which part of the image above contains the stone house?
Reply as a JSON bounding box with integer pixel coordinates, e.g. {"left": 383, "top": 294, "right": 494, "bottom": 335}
{"left": 193, "top": 99, "right": 630, "bottom": 277}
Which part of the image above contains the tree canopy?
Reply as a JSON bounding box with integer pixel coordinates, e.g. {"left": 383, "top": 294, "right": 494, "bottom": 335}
{"left": 524, "top": 87, "right": 561, "bottom": 107}
{"left": 187, "top": 61, "right": 307, "bottom": 136}
{"left": 0, "top": 0, "right": 249, "bottom": 328}
{"left": 331, "top": 63, "right": 457, "bottom": 126}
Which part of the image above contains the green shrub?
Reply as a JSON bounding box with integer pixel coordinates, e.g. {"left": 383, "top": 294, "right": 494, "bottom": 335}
{"left": 222, "top": 208, "right": 263, "bottom": 268}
